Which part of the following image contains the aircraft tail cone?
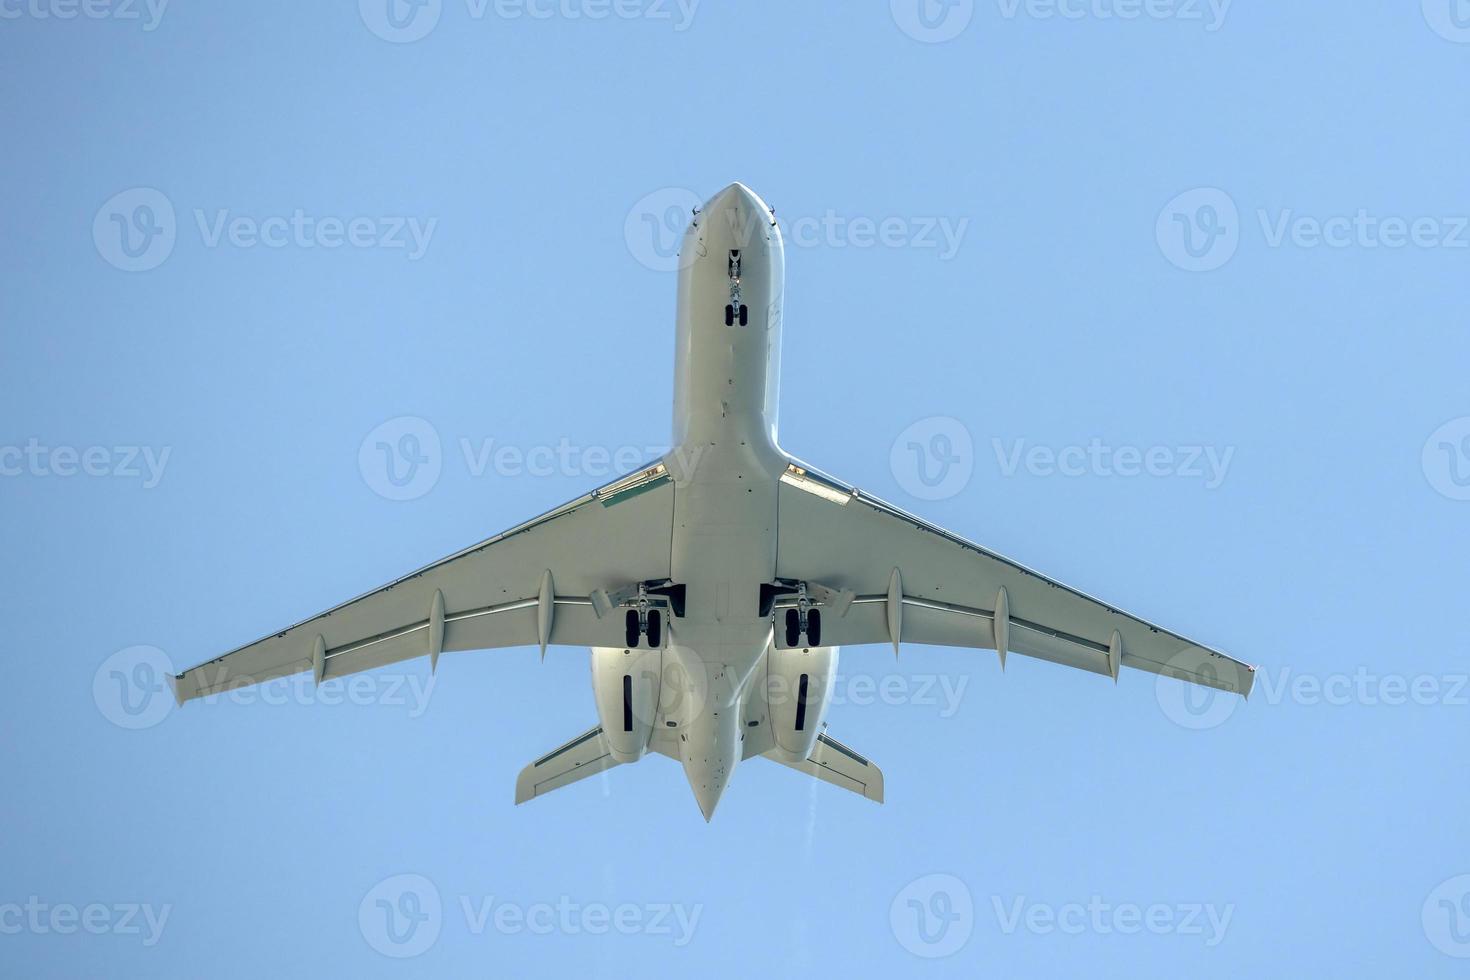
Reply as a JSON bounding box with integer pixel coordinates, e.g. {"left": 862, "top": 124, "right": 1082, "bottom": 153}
{"left": 695, "top": 786, "right": 720, "bottom": 822}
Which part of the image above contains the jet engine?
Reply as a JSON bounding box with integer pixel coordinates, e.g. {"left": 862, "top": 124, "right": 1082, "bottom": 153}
{"left": 590, "top": 646, "right": 662, "bottom": 763}
{"left": 764, "top": 642, "right": 839, "bottom": 762}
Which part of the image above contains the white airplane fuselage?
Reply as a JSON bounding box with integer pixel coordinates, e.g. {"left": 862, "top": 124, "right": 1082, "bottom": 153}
{"left": 589, "top": 183, "right": 834, "bottom": 819}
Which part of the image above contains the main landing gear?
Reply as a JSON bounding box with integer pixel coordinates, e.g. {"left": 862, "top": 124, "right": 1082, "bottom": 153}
{"left": 782, "top": 582, "right": 822, "bottom": 647}
{"left": 623, "top": 582, "right": 664, "bottom": 649}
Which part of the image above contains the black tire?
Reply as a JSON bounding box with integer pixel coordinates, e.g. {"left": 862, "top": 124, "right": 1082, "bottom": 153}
{"left": 738, "top": 305, "right": 749, "bottom": 326}
{"left": 625, "top": 610, "right": 640, "bottom": 648}
{"left": 807, "top": 609, "right": 822, "bottom": 646}
{"left": 724, "top": 304, "right": 734, "bottom": 326}
{"left": 784, "top": 609, "right": 801, "bottom": 647}
{"left": 647, "top": 610, "right": 662, "bottom": 648}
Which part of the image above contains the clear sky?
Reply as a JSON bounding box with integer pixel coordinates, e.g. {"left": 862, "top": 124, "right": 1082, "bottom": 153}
{"left": 4, "top": 1, "right": 1470, "bottom": 976}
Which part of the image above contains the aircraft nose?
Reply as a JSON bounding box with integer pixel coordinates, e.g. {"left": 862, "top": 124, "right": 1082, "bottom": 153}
{"left": 698, "top": 182, "right": 775, "bottom": 255}
{"left": 704, "top": 182, "right": 771, "bottom": 222}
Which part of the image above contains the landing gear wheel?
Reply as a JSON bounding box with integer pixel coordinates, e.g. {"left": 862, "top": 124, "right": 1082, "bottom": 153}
{"left": 647, "top": 610, "right": 662, "bottom": 648}
{"left": 738, "top": 304, "right": 749, "bottom": 326}
{"left": 625, "top": 610, "right": 640, "bottom": 648}
{"left": 724, "top": 304, "right": 735, "bottom": 326}
{"left": 784, "top": 608, "right": 801, "bottom": 648}
{"left": 806, "top": 609, "right": 821, "bottom": 646}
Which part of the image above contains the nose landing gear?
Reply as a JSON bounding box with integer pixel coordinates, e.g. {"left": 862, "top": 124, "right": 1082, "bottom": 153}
{"left": 724, "top": 250, "right": 749, "bottom": 326}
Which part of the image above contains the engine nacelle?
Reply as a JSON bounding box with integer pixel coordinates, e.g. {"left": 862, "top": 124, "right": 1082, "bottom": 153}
{"left": 590, "top": 646, "right": 662, "bottom": 763}
{"left": 765, "top": 643, "right": 839, "bottom": 762}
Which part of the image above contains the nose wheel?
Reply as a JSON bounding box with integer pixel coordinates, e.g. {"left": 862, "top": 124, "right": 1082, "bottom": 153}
{"left": 724, "top": 304, "right": 748, "bottom": 326}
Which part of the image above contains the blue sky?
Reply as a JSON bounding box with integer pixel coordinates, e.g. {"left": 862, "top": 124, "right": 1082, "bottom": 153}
{"left": 4, "top": 1, "right": 1470, "bottom": 976}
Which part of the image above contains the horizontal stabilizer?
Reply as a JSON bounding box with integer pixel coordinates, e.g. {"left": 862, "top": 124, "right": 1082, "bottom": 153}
{"left": 764, "top": 732, "right": 884, "bottom": 803}
{"left": 514, "top": 725, "right": 619, "bottom": 804}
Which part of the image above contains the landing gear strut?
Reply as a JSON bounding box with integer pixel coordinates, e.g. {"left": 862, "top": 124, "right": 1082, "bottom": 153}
{"left": 725, "top": 250, "right": 749, "bottom": 326}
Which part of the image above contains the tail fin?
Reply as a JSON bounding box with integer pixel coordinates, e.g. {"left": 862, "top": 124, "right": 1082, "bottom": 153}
{"left": 763, "top": 732, "right": 884, "bottom": 803}
{"left": 514, "top": 725, "right": 619, "bottom": 804}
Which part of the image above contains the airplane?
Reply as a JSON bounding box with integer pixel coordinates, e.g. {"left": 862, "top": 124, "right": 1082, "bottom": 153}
{"left": 169, "top": 182, "right": 1255, "bottom": 820}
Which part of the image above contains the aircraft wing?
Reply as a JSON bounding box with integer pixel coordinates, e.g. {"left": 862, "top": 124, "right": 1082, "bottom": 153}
{"left": 772, "top": 463, "right": 1254, "bottom": 697}
{"left": 169, "top": 463, "right": 677, "bottom": 704}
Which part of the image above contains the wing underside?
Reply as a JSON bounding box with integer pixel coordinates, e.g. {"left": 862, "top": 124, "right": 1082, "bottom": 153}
{"left": 773, "top": 462, "right": 1254, "bottom": 697}
{"left": 170, "top": 464, "right": 677, "bottom": 703}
